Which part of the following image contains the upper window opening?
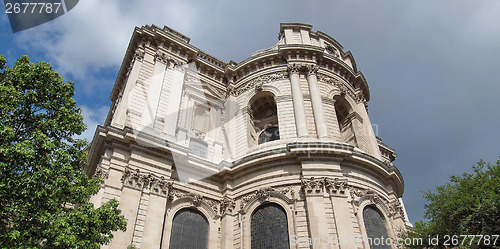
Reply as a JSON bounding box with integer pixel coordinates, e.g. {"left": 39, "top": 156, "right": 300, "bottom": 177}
{"left": 334, "top": 95, "right": 357, "bottom": 146}
{"left": 248, "top": 91, "right": 279, "bottom": 145}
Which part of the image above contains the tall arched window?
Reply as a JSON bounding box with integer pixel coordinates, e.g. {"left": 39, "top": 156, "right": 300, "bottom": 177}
{"left": 251, "top": 203, "right": 289, "bottom": 249}
{"left": 334, "top": 95, "right": 357, "bottom": 146}
{"left": 248, "top": 92, "right": 279, "bottom": 145}
{"left": 169, "top": 208, "right": 209, "bottom": 249}
{"left": 363, "top": 205, "right": 391, "bottom": 249}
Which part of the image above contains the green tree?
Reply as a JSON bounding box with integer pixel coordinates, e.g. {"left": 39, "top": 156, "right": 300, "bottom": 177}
{"left": 0, "top": 55, "right": 126, "bottom": 248}
{"left": 400, "top": 159, "right": 500, "bottom": 248}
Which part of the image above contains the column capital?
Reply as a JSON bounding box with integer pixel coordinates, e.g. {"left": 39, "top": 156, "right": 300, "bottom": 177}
{"left": 306, "top": 64, "right": 319, "bottom": 76}
{"left": 287, "top": 63, "right": 301, "bottom": 74}
{"left": 301, "top": 177, "right": 325, "bottom": 196}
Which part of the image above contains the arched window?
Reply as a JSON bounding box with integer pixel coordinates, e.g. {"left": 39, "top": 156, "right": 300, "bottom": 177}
{"left": 251, "top": 203, "right": 289, "bottom": 249}
{"left": 169, "top": 208, "right": 208, "bottom": 249}
{"left": 363, "top": 205, "right": 391, "bottom": 249}
{"left": 334, "top": 96, "right": 357, "bottom": 146}
{"left": 248, "top": 92, "right": 279, "bottom": 145}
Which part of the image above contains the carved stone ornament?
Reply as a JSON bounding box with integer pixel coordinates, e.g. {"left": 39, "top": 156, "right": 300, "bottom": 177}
{"left": 193, "top": 130, "right": 206, "bottom": 140}
{"left": 93, "top": 166, "right": 109, "bottom": 180}
{"left": 389, "top": 199, "right": 406, "bottom": 219}
{"left": 154, "top": 51, "right": 183, "bottom": 68}
{"left": 324, "top": 177, "right": 348, "bottom": 196}
{"left": 155, "top": 51, "right": 169, "bottom": 64}
{"left": 133, "top": 49, "right": 145, "bottom": 62}
{"left": 232, "top": 71, "right": 288, "bottom": 96}
{"left": 317, "top": 73, "right": 358, "bottom": 102}
{"left": 301, "top": 177, "right": 324, "bottom": 195}
{"left": 121, "top": 168, "right": 173, "bottom": 196}
{"left": 355, "top": 89, "right": 366, "bottom": 104}
{"left": 189, "top": 193, "right": 203, "bottom": 206}
{"left": 219, "top": 196, "right": 236, "bottom": 215}
{"left": 306, "top": 64, "right": 319, "bottom": 76}
{"left": 287, "top": 63, "right": 301, "bottom": 74}
{"left": 239, "top": 185, "right": 295, "bottom": 209}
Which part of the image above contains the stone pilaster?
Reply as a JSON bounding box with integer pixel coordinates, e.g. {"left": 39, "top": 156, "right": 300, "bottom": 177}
{"left": 301, "top": 177, "right": 330, "bottom": 249}
{"left": 325, "top": 178, "right": 357, "bottom": 249}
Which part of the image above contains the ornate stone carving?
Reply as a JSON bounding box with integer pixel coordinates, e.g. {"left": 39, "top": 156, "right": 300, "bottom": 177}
{"left": 306, "top": 64, "right": 319, "bottom": 76}
{"left": 301, "top": 177, "right": 324, "bottom": 195}
{"left": 324, "top": 178, "right": 348, "bottom": 196}
{"left": 219, "top": 196, "right": 235, "bottom": 215}
{"left": 349, "top": 187, "right": 375, "bottom": 199}
{"left": 154, "top": 51, "right": 183, "bottom": 68}
{"left": 133, "top": 49, "right": 145, "bottom": 62}
{"left": 287, "top": 63, "right": 301, "bottom": 74}
{"left": 389, "top": 199, "right": 406, "bottom": 219}
{"left": 193, "top": 130, "right": 206, "bottom": 140}
{"left": 355, "top": 88, "right": 367, "bottom": 104}
{"left": 121, "top": 168, "right": 173, "bottom": 196}
{"left": 155, "top": 51, "right": 169, "bottom": 64}
{"left": 318, "top": 73, "right": 358, "bottom": 102}
{"left": 232, "top": 71, "right": 288, "bottom": 96}
{"left": 189, "top": 193, "right": 203, "bottom": 206}
{"left": 255, "top": 187, "right": 274, "bottom": 201}
{"left": 238, "top": 185, "right": 295, "bottom": 209}
{"left": 93, "top": 166, "right": 109, "bottom": 180}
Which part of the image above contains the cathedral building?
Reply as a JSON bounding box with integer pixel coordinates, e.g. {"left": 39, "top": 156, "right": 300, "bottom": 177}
{"left": 87, "top": 23, "right": 411, "bottom": 249}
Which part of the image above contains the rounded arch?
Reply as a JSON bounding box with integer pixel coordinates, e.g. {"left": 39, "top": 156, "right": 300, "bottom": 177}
{"left": 357, "top": 200, "right": 395, "bottom": 249}
{"left": 161, "top": 197, "right": 219, "bottom": 249}
{"left": 247, "top": 91, "right": 280, "bottom": 146}
{"left": 169, "top": 208, "right": 209, "bottom": 249}
{"left": 242, "top": 195, "right": 295, "bottom": 249}
{"left": 333, "top": 94, "right": 359, "bottom": 147}
{"left": 250, "top": 203, "right": 290, "bottom": 249}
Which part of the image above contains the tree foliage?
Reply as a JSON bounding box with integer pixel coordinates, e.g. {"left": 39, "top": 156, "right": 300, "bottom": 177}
{"left": 401, "top": 159, "right": 500, "bottom": 248}
{"left": 0, "top": 55, "right": 126, "bottom": 248}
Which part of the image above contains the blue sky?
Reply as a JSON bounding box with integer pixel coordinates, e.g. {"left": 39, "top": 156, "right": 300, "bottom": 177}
{"left": 1, "top": 0, "right": 499, "bottom": 223}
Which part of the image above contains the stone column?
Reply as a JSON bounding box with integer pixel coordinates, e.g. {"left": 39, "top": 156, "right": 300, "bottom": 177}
{"left": 288, "top": 64, "right": 309, "bottom": 138}
{"left": 301, "top": 177, "right": 330, "bottom": 249}
{"left": 306, "top": 65, "right": 328, "bottom": 138}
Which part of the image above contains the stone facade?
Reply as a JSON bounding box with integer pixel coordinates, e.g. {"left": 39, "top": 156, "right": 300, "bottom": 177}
{"left": 87, "top": 23, "right": 411, "bottom": 249}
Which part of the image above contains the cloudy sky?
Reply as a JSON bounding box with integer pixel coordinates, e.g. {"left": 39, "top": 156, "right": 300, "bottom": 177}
{"left": 1, "top": 0, "right": 499, "bottom": 223}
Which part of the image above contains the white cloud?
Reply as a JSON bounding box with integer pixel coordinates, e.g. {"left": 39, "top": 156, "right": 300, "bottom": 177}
{"left": 77, "top": 105, "right": 110, "bottom": 142}
{"left": 15, "top": 0, "right": 205, "bottom": 89}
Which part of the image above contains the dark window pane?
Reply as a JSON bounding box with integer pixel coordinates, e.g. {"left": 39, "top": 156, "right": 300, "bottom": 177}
{"left": 258, "top": 127, "right": 280, "bottom": 144}
{"left": 251, "top": 203, "right": 289, "bottom": 249}
{"left": 169, "top": 209, "right": 208, "bottom": 249}
{"left": 363, "top": 206, "right": 391, "bottom": 249}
